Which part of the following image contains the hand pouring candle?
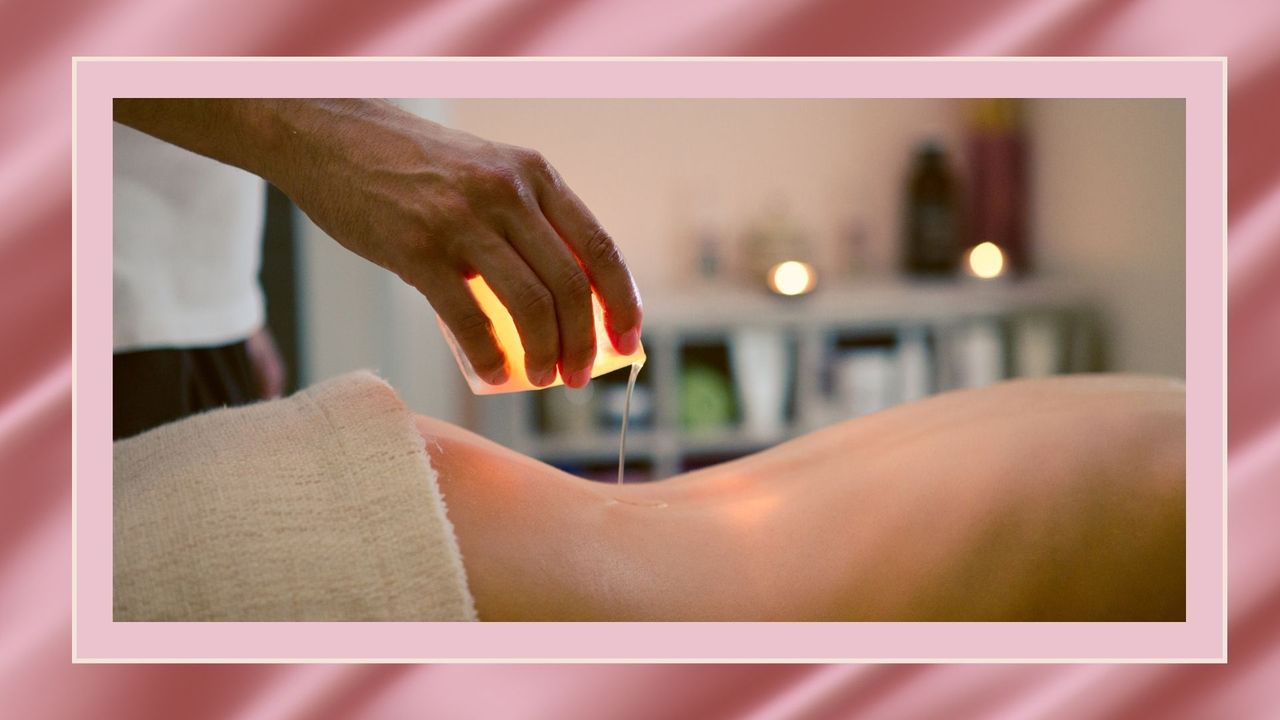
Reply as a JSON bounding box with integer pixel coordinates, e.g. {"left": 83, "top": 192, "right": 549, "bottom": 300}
{"left": 439, "top": 276, "right": 645, "bottom": 395}
{"left": 438, "top": 275, "right": 646, "bottom": 484}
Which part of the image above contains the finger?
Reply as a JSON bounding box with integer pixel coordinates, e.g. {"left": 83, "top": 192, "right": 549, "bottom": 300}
{"left": 534, "top": 168, "right": 643, "bottom": 355}
{"left": 470, "top": 238, "right": 562, "bottom": 387}
{"left": 420, "top": 270, "right": 510, "bottom": 386}
{"left": 503, "top": 209, "right": 597, "bottom": 387}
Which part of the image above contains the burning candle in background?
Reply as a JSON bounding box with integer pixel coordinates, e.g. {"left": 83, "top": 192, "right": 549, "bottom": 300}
{"left": 767, "top": 260, "right": 818, "bottom": 296}
{"left": 966, "top": 241, "right": 1007, "bottom": 279}
{"left": 741, "top": 201, "right": 815, "bottom": 295}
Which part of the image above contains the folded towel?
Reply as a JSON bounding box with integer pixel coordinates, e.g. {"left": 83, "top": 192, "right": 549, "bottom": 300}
{"left": 113, "top": 371, "right": 477, "bottom": 621}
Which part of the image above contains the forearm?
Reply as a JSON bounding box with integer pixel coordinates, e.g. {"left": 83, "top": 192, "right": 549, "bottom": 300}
{"left": 111, "top": 98, "right": 404, "bottom": 186}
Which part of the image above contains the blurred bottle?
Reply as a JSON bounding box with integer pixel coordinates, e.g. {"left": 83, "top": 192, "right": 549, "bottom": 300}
{"left": 540, "top": 384, "right": 597, "bottom": 436}
{"left": 842, "top": 219, "right": 872, "bottom": 279}
{"left": 679, "top": 364, "right": 736, "bottom": 432}
{"left": 968, "top": 99, "right": 1028, "bottom": 275}
{"left": 903, "top": 141, "right": 963, "bottom": 276}
{"left": 679, "top": 190, "right": 726, "bottom": 284}
{"left": 833, "top": 348, "right": 898, "bottom": 417}
{"left": 696, "top": 224, "right": 723, "bottom": 281}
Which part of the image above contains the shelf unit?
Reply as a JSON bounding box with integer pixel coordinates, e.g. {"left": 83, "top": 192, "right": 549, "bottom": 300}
{"left": 476, "top": 277, "right": 1099, "bottom": 481}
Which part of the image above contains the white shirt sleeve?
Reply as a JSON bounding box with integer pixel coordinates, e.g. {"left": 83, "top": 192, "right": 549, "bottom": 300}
{"left": 113, "top": 123, "right": 267, "bottom": 352}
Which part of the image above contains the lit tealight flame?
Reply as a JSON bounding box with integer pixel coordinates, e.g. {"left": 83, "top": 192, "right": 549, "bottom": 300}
{"left": 767, "top": 260, "right": 817, "bottom": 296}
{"left": 966, "top": 241, "right": 1006, "bottom": 279}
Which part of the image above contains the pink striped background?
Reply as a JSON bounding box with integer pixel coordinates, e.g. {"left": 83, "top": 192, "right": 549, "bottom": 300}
{"left": 3, "top": 0, "right": 1277, "bottom": 716}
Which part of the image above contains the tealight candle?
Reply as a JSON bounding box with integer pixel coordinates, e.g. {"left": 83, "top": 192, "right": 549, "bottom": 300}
{"left": 965, "top": 241, "right": 1007, "bottom": 280}
{"left": 766, "top": 260, "right": 817, "bottom": 296}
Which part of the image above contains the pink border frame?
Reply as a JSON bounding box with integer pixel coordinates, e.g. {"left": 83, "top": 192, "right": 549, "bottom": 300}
{"left": 74, "top": 58, "right": 1225, "bottom": 662}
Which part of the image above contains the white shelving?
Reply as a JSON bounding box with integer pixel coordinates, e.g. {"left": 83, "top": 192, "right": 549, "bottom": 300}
{"left": 477, "top": 278, "right": 1097, "bottom": 481}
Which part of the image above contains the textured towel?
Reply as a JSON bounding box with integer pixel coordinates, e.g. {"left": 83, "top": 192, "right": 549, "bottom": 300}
{"left": 113, "top": 371, "right": 477, "bottom": 621}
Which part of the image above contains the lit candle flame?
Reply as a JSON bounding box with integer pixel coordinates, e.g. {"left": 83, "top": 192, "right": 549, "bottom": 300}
{"left": 966, "top": 242, "right": 1006, "bottom": 279}
{"left": 767, "top": 260, "right": 817, "bottom": 296}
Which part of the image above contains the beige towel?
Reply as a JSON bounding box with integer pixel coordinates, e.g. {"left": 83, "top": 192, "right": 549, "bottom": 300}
{"left": 113, "top": 371, "right": 477, "bottom": 621}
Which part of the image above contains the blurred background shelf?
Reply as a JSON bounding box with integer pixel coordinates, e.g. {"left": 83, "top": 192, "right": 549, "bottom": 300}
{"left": 641, "top": 277, "right": 1087, "bottom": 328}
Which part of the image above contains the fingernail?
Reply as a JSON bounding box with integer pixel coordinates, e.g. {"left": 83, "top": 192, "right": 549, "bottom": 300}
{"left": 530, "top": 368, "right": 555, "bottom": 387}
{"left": 568, "top": 367, "right": 592, "bottom": 388}
{"left": 616, "top": 328, "right": 640, "bottom": 356}
{"left": 485, "top": 365, "right": 509, "bottom": 386}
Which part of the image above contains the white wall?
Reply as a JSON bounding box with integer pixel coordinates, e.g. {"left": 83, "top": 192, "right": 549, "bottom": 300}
{"left": 1027, "top": 99, "right": 1185, "bottom": 377}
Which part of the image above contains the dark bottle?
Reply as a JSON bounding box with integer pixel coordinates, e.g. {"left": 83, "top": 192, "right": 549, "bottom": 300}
{"left": 903, "top": 141, "right": 963, "bottom": 276}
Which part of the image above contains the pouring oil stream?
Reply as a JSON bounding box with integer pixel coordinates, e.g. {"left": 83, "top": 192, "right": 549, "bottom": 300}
{"left": 617, "top": 360, "right": 644, "bottom": 485}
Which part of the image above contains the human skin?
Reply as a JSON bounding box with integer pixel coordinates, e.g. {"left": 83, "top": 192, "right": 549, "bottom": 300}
{"left": 420, "top": 375, "right": 1186, "bottom": 621}
{"left": 244, "top": 327, "right": 285, "bottom": 400}
{"left": 113, "top": 98, "right": 643, "bottom": 388}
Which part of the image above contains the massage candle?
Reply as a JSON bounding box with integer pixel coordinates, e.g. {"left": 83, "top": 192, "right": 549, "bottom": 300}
{"left": 438, "top": 275, "right": 646, "bottom": 395}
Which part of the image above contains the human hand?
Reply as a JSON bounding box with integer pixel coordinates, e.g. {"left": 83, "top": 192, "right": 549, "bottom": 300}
{"left": 267, "top": 100, "right": 642, "bottom": 388}
{"left": 245, "top": 326, "right": 285, "bottom": 400}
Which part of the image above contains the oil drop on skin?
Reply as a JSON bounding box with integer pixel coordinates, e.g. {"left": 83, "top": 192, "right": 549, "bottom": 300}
{"left": 617, "top": 360, "right": 644, "bottom": 485}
